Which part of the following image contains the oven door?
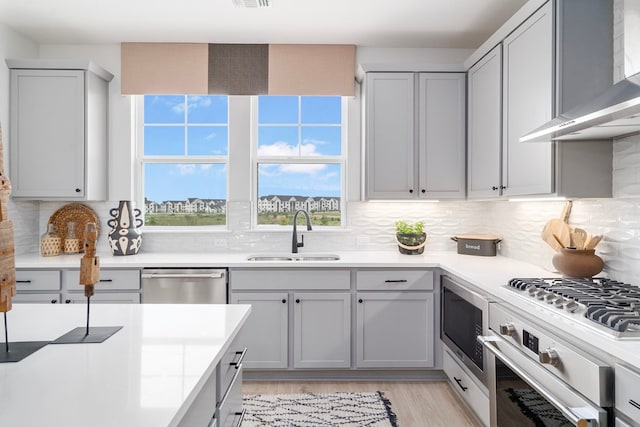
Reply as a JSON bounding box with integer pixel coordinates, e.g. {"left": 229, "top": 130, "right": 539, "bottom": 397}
{"left": 479, "top": 332, "right": 609, "bottom": 427}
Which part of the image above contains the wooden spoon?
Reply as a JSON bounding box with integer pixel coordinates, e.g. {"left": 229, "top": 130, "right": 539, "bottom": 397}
{"left": 586, "top": 235, "right": 603, "bottom": 250}
{"left": 572, "top": 228, "right": 588, "bottom": 250}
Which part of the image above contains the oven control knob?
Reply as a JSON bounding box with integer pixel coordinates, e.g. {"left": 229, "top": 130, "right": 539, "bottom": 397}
{"left": 544, "top": 293, "right": 558, "bottom": 303}
{"left": 535, "top": 290, "right": 548, "bottom": 300}
{"left": 499, "top": 323, "right": 517, "bottom": 337}
{"left": 527, "top": 287, "right": 538, "bottom": 296}
{"left": 554, "top": 297, "right": 566, "bottom": 308}
{"left": 539, "top": 349, "right": 559, "bottom": 366}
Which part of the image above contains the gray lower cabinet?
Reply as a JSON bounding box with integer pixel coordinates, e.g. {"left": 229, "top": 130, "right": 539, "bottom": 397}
{"left": 230, "top": 292, "right": 288, "bottom": 369}
{"left": 15, "top": 268, "right": 141, "bottom": 304}
{"left": 293, "top": 292, "right": 351, "bottom": 368}
{"left": 356, "top": 292, "right": 434, "bottom": 368}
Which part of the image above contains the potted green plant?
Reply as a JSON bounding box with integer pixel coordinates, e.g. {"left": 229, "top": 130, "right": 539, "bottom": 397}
{"left": 395, "top": 220, "right": 428, "bottom": 255}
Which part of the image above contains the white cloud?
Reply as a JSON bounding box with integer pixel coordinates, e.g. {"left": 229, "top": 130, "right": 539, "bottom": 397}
{"left": 257, "top": 141, "right": 298, "bottom": 156}
{"left": 205, "top": 131, "right": 217, "bottom": 140}
{"left": 175, "top": 164, "right": 196, "bottom": 175}
{"left": 280, "top": 164, "right": 327, "bottom": 174}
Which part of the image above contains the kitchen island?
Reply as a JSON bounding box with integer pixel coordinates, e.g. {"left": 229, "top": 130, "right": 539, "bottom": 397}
{"left": 0, "top": 303, "right": 250, "bottom": 427}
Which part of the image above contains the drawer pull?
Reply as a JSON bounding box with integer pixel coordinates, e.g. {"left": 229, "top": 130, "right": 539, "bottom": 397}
{"left": 234, "top": 409, "right": 246, "bottom": 427}
{"left": 384, "top": 279, "right": 408, "bottom": 283}
{"left": 630, "top": 399, "right": 640, "bottom": 410}
{"left": 230, "top": 348, "right": 247, "bottom": 369}
{"left": 99, "top": 279, "right": 113, "bottom": 282}
{"left": 454, "top": 376, "right": 468, "bottom": 392}
{"left": 17, "top": 280, "right": 32, "bottom": 284}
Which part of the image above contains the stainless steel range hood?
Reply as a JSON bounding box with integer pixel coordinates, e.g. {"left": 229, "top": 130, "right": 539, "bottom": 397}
{"left": 520, "top": 74, "right": 640, "bottom": 142}
{"left": 521, "top": 0, "right": 640, "bottom": 142}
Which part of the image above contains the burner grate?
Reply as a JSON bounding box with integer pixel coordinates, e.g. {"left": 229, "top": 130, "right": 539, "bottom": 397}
{"left": 508, "top": 277, "right": 640, "bottom": 333}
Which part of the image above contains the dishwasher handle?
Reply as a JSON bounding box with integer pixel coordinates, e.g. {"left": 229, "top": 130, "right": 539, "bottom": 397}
{"left": 141, "top": 272, "right": 224, "bottom": 279}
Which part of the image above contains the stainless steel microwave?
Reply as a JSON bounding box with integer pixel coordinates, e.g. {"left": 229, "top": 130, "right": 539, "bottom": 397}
{"left": 441, "top": 275, "right": 491, "bottom": 385}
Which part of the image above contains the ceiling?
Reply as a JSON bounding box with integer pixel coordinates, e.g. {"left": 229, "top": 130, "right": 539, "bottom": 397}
{"left": 0, "top": 0, "right": 528, "bottom": 48}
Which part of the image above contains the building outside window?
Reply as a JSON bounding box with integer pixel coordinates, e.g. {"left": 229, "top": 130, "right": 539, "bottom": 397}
{"left": 254, "top": 95, "right": 345, "bottom": 227}
{"left": 138, "top": 95, "right": 228, "bottom": 227}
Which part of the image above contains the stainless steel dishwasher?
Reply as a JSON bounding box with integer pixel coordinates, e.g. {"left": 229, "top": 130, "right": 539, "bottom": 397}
{"left": 141, "top": 268, "right": 227, "bottom": 304}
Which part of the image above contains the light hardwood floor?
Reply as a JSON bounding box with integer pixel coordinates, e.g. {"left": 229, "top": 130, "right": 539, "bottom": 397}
{"left": 243, "top": 380, "right": 482, "bottom": 427}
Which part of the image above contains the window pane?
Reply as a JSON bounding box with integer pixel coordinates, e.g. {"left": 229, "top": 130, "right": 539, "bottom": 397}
{"left": 144, "top": 163, "right": 227, "bottom": 226}
{"left": 258, "top": 96, "right": 298, "bottom": 124}
{"left": 187, "top": 126, "right": 228, "bottom": 156}
{"left": 187, "top": 96, "right": 228, "bottom": 124}
{"left": 144, "top": 95, "right": 185, "bottom": 124}
{"left": 144, "top": 126, "right": 185, "bottom": 155}
{"left": 301, "top": 127, "right": 342, "bottom": 156}
{"left": 301, "top": 96, "right": 341, "bottom": 124}
{"left": 257, "top": 163, "right": 341, "bottom": 226}
{"left": 257, "top": 126, "right": 299, "bottom": 155}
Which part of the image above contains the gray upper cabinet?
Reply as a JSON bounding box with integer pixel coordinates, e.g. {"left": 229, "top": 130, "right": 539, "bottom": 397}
{"left": 7, "top": 60, "right": 113, "bottom": 200}
{"left": 364, "top": 72, "right": 466, "bottom": 200}
{"left": 468, "top": 0, "right": 613, "bottom": 198}
{"left": 467, "top": 45, "right": 503, "bottom": 199}
{"left": 502, "top": 1, "right": 554, "bottom": 196}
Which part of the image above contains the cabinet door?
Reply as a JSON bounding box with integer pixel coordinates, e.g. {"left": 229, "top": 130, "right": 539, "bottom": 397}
{"left": 502, "top": 1, "right": 554, "bottom": 197}
{"left": 293, "top": 292, "right": 351, "bottom": 368}
{"left": 356, "top": 292, "right": 434, "bottom": 368}
{"left": 365, "top": 73, "right": 416, "bottom": 199}
{"left": 418, "top": 73, "right": 466, "bottom": 199}
{"left": 13, "top": 293, "right": 62, "bottom": 304}
{"left": 230, "top": 292, "right": 288, "bottom": 369}
{"left": 10, "top": 69, "right": 86, "bottom": 198}
{"left": 467, "top": 45, "right": 503, "bottom": 199}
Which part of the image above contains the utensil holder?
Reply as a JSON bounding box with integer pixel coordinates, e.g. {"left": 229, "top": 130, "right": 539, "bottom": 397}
{"left": 552, "top": 248, "right": 604, "bottom": 278}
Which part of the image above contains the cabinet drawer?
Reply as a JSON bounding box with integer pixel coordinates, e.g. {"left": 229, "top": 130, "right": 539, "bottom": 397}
{"left": 16, "top": 270, "right": 61, "bottom": 291}
{"left": 66, "top": 292, "right": 141, "bottom": 304}
{"left": 218, "top": 335, "right": 246, "bottom": 401}
{"left": 177, "top": 369, "right": 217, "bottom": 427}
{"left": 615, "top": 363, "right": 640, "bottom": 423}
{"left": 217, "top": 367, "right": 243, "bottom": 427}
{"left": 356, "top": 270, "right": 433, "bottom": 291}
{"left": 63, "top": 269, "right": 141, "bottom": 291}
{"left": 443, "top": 348, "right": 489, "bottom": 426}
{"left": 231, "top": 269, "right": 350, "bottom": 291}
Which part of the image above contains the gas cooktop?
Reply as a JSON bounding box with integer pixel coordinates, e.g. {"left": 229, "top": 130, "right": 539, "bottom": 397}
{"left": 506, "top": 277, "right": 640, "bottom": 337}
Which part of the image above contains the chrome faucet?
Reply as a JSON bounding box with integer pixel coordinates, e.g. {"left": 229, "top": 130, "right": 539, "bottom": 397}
{"left": 291, "top": 209, "right": 312, "bottom": 253}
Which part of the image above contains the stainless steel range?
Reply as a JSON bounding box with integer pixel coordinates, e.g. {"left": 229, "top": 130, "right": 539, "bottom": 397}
{"left": 506, "top": 277, "right": 640, "bottom": 338}
{"left": 475, "top": 276, "right": 640, "bottom": 427}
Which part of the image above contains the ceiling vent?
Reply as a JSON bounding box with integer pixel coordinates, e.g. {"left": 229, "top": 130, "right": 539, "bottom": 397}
{"left": 233, "top": 0, "right": 271, "bottom": 7}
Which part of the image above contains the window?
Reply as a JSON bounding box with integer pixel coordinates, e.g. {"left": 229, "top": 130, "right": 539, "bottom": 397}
{"left": 254, "top": 96, "right": 345, "bottom": 227}
{"left": 138, "top": 95, "right": 228, "bottom": 226}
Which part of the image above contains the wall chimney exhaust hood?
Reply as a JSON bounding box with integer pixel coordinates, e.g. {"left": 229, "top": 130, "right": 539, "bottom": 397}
{"left": 520, "top": 74, "right": 640, "bottom": 142}
{"left": 521, "top": 0, "right": 640, "bottom": 142}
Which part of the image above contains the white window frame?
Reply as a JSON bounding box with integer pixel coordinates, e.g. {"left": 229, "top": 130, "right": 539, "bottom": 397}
{"left": 134, "top": 95, "right": 230, "bottom": 230}
{"left": 250, "top": 96, "right": 348, "bottom": 229}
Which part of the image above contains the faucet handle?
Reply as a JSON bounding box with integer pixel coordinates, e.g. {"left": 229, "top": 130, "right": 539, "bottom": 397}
{"left": 297, "top": 234, "right": 304, "bottom": 248}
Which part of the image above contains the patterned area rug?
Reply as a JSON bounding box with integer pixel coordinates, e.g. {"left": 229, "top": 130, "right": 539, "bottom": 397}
{"left": 505, "top": 388, "right": 572, "bottom": 427}
{"left": 242, "top": 391, "right": 398, "bottom": 427}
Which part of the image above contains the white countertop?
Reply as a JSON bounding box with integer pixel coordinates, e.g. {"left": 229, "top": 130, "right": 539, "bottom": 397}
{"left": 15, "top": 250, "right": 640, "bottom": 369}
{"left": 0, "top": 303, "right": 251, "bottom": 427}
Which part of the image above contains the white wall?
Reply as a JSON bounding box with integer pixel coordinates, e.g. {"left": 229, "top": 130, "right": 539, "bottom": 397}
{"left": 0, "top": 24, "right": 40, "bottom": 252}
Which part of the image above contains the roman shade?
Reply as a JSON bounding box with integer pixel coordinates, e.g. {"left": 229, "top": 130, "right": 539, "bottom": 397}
{"left": 121, "top": 43, "right": 355, "bottom": 96}
{"left": 121, "top": 43, "right": 209, "bottom": 94}
{"left": 268, "top": 44, "right": 355, "bottom": 96}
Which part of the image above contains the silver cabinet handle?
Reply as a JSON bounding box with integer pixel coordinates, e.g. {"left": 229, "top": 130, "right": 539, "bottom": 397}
{"left": 230, "top": 348, "right": 247, "bottom": 370}
{"left": 478, "top": 335, "right": 596, "bottom": 427}
{"left": 384, "top": 279, "right": 408, "bottom": 283}
{"left": 141, "top": 273, "right": 224, "bottom": 279}
{"left": 234, "top": 409, "right": 246, "bottom": 427}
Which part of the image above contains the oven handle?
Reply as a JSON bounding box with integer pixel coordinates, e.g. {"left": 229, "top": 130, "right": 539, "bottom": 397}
{"left": 478, "top": 335, "right": 596, "bottom": 427}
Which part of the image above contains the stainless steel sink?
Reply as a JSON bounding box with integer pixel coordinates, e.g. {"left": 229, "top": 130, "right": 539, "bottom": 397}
{"left": 246, "top": 254, "right": 340, "bottom": 262}
{"left": 246, "top": 255, "right": 295, "bottom": 261}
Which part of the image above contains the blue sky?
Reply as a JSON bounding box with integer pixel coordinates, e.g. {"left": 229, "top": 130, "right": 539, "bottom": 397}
{"left": 143, "top": 95, "right": 341, "bottom": 202}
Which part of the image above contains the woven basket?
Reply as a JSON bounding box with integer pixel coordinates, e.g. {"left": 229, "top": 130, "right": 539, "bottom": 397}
{"left": 395, "top": 233, "right": 428, "bottom": 255}
{"left": 48, "top": 204, "right": 99, "bottom": 253}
